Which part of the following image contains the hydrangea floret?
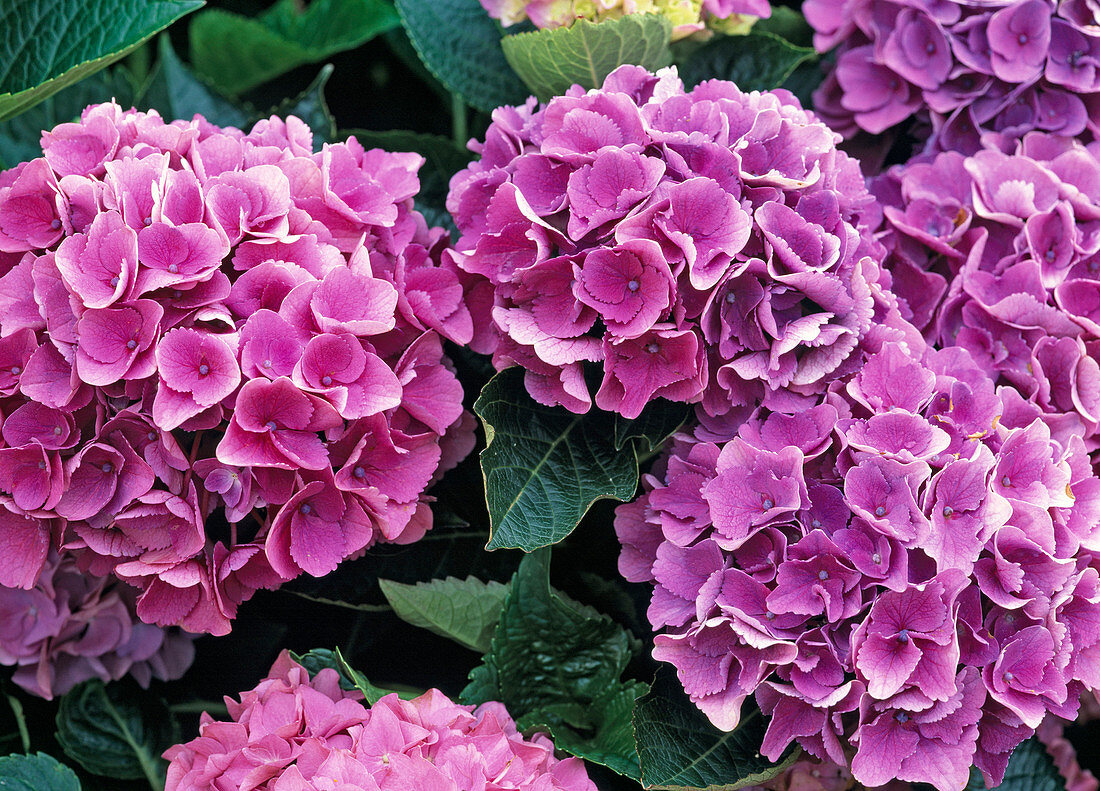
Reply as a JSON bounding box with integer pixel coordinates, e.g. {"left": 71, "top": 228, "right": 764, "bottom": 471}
{"left": 616, "top": 328, "right": 1100, "bottom": 790}
{"left": 805, "top": 0, "right": 1100, "bottom": 153}
{"left": 0, "top": 550, "right": 194, "bottom": 699}
{"left": 447, "top": 65, "right": 884, "bottom": 419}
{"left": 0, "top": 103, "right": 477, "bottom": 635}
{"left": 478, "top": 0, "right": 770, "bottom": 39}
{"left": 874, "top": 131, "right": 1100, "bottom": 458}
{"left": 164, "top": 650, "right": 598, "bottom": 791}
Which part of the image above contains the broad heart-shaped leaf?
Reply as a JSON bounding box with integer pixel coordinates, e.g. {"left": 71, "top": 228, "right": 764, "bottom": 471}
{"left": 55, "top": 680, "right": 177, "bottom": 786}
{"left": 961, "top": 736, "right": 1066, "bottom": 791}
{"left": 475, "top": 367, "right": 689, "bottom": 551}
{"left": 394, "top": 0, "right": 530, "bottom": 114}
{"left": 462, "top": 550, "right": 648, "bottom": 778}
{"left": 188, "top": 0, "right": 398, "bottom": 96}
{"left": 140, "top": 36, "right": 250, "bottom": 128}
{"left": 0, "top": 0, "right": 202, "bottom": 122}
{"left": 269, "top": 64, "right": 337, "bottom": 149}
{"left": 0, "top": 753, "right": 81, "bottom": 791}
{"left": 503, "top": 14, "right": 673, "bottom": 101}
{"left": 679, "top": 29, "right": 816, "bottom": 93}
{"left": 0, "top": 68, "right": 133, "bottom": 169}
{"left": 379, "top": 576, "right": 510, "bottom": 653}
{"left": 291, "top": 648, "right": 419, "bottom": 705}
{"left": 632, "top": 669, "right": 796, "bottom": 790}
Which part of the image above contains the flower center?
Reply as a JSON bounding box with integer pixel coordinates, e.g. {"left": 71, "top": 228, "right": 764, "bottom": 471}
{"left": 627, "top": 279, "right": 640, "bottom": 292}
{"left": 942, "top": 505, "right": 953, "bottom": 518}
{"left": 1004, "top": 671, "right": 1014, "bottom": 682}
{"left": 50, "top": 218, "right": 61, "bottom": 230}
{"left": 353, "top": 466, "right": 366, "bottom": 479}
{"left": 198, "top": 363, "right": 210, "bottom": 376}
{"left": 1017, "top": 33, "right": 1028, "bottom": 45}
{"left": 9, "top": 366, "right": 19, "bottom": 376}
{"left": 818, "top": 570, "right": 829, "bottom": 580}
{"left": 299, "top": 503, "right": 312, "bottom": 515}
{"left": 53, "top": 426, "right": 63, "bottom": 435}
{"left": 101, "top": 463, "right": 113, "bottom": 473}
{"left": 874, "top": 505, "right": 886, "bottom": 517}
{"left": 110, "top": 276, "right": 120, "bottom": 287}
{"left": 168, "top": 263, "right": 179, "bottom": 273}
{"left": 126, "top": 339, "right": 137, "bottom": 350}
{"left": 897, "top": 629, "right": 909, "bottom": 643}
{"left": 321, "top": 375, "right": 333, "bottom": 386}
{"left": 266, "top": 421, "right": 277, "bottom": 431}
{"left": 1001, "top": 475, "right": 1011, "bottom": 487}
{"left": 37, "top": 461, "right": 45, "bottom": 470}
{"left": 896, "top": 712, "right": 909, "bottom": 723}
{"left": 645, "top": 342, "right": 659, "bottom": 354}
{"left": 872, "top": 552, "right": 882, "bottom": 564}
{"left": 762, "top": 498, "right": 774, "bottom": 510}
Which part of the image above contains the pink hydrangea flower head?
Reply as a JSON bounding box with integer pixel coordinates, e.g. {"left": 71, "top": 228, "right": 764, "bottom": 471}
{"left": 0, "top": 550, "right": 194, "bottom": 699}
{"left": 449, "top": 65, "right": 885, "bottom": 419}
{"left": 164, "top": 650, "right": 598, "bottom": 791}
{"left": 0, "top": 103, "right": 477, "bottom": 634}
{"left": 805, "top": 0, "right": 1100, "bottom": 156}
{"left": 617, "top": 325, "right": 1100, "bottom": 790}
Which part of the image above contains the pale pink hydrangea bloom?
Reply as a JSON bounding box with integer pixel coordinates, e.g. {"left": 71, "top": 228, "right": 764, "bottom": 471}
{"left": 0, "top": 104, "right": 477, "bottom": 635}
{"left": 448, "top": 65, "right": 885, "bottom": 419}
{"left": 164, "top": 651, "right": 598, "bottom": 791}
{"left": 0, "top": 550, "right": 194, "bottom": 699}
{"left": 479, "top": 0, "right": 770, "bottom": 39}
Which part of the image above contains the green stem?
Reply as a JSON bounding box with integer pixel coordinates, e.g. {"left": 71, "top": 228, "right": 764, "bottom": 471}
{"left": 100, "top": 690, "right": 163, "bottom": 791}
{"left": 451, "top": 94, "right": 468, "bottom": 147}
{"left": 5, "top": 694, "right": 28, "bottom": 753}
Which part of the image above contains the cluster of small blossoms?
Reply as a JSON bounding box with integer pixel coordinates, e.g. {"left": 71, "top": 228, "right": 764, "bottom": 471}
{"left": 164, "top": 651, "right": 597, "bottom": 791}
{"left": 478, "top": 0, "right": 770, "bottom": 39}
{"left": 0, "top": 103, "right": 476, "bottom": 635}
{"left": 447, "top": 65, "right": 884, "bottom": 419}
{"left": 0, "top": 550, "right": 194, "bottom": 699}
{"left": 805, "top": 0, "right": 1100, "bottom": 153}
{"left": 873, "top": 131, "right": 1100, "bottom": 459}
{"left": 616, "top": 332, "right": 1100, "bottom": 791}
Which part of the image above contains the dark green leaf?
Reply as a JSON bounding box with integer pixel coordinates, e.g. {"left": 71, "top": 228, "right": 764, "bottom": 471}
{"left": 0, "top": 68, "right": 132, "bottom": 169}
{"left": 679, "top": 29, "right": 816, "bottom": 93}
{"left": 291, "top": 648, "right": 417, "bottom": 705}
{"left": 462, "top": 550, "right": 647, "bottom": 778}
{"left": 0, "top": 0, "right": 202, "bottom": 122}
{"left": 633, "top": 670, "right": 796, "bottom": 790}
{"left": 269, "top": 64, "right": 337, "bottom": 148}
{"left": 752, "top": 6, "right": 814, "bottom": 48}
{"left": 379, "top": 576, "right": 510, "bottom": 653}
{"left": 475, "top": 367, "right": 688, "bottom": 551}
{"left": 502, "top": 14, "right": 672, "bottom": 101}
{"left": 140, "top": 36, "right": 250, "bottom": 127}
{"left": 963, "top": 736, "right": 1066, "bottom": 791}
{"left": 55, "top": 681, "right": 176, "bottom": 786}
{"left": 189, "top": 0, "right": 398, "bottom": 95}
{"left": 0, "top": 753, "right": 81, "bottom": 791}
{"left": 394, "top": 0, "right": 530, "bottom": 114}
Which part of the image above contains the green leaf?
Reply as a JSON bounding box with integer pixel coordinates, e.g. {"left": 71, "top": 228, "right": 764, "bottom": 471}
{"left": 462, "top": 550, "right": 648, "bottom": 778}
{"left": 475, "top": 367, "right": 689, "bottom": 551}
{"left": 189, "top": 0, "right": 398, "bottom": 96}
{"left": 291, "top": 648, "right": 418, "bottom": 705}
{"left": 0, "top": 753, "right": 81, "bottom": 791}
{"left": 632, "top": 671, "right": 796, "bottom": 790}
{"left": 0, "top": 68, "right": 133, "bottom": 169}
{"left": 55, "top": 680, "right": 176, "bottom": 787}
{"left": 679, "top": 29, "right": 816, "bottom": 93}
{"left": 502, "top": 14, "right": 672, "bottom": 101}
{"left": 379, "top": 576, "right": 510, "bottom": 653}
{"left": 269, "top": 64, "right": 337, "bottom": 149}
{"left": 752, "top": 6, "right": 814, "bottom": 48}
{"left": 963, "top": 736, "right": 1066, "bottom": 791}
{"left": 140, "top": 36, "right": 250, "bottom": 128}
{"left": 0, "top": 0, "right": 202, "bottom": 122}
{"left": 394, "top": 0, "right": 530, "bottom": 114}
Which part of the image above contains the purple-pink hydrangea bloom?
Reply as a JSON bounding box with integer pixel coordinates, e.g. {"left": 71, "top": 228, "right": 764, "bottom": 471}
{"left": 0, "top": 550, "right": 194, "bottom": 699}
{"left": 163, "top": 651, "right": 597, "bottom": 791}
{"left": 0, "top": 103, "right": 477, "bottom": 636}
{"left": 447, "top": 65, "right": 884, "bottom": 419}
{"left": 805, "top": 0, "right": 1100, "bottom": 156}
{"left": 616, "top": 323, "right": 1100, "bottom": 790}
{"left": 873, "top": 131, "right": 1100, "bottom": 462}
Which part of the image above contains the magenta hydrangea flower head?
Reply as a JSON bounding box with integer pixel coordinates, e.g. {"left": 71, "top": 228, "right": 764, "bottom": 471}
{"left": 617, "top": 326, "right": 1100, "bottom": 791}
{"left": 163, "top": 650, "right": 597, "bottom": 791}
{"left": 874, "top": 131, "right": 1100, "bottom": 461}
{"left": 805, "top": 0, "right": 1100, "bottom": 156}
{"left": 477, "top": 0, "right": 770, "bottom": 39}
{"left": 0, "top": 104, "right": 477, "bottom": 635}
{"left": 448, "top": 65, "right": 885, "bottom": 419}
{"left": 0, "top": 550, "right": 194, "bottom": 699}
